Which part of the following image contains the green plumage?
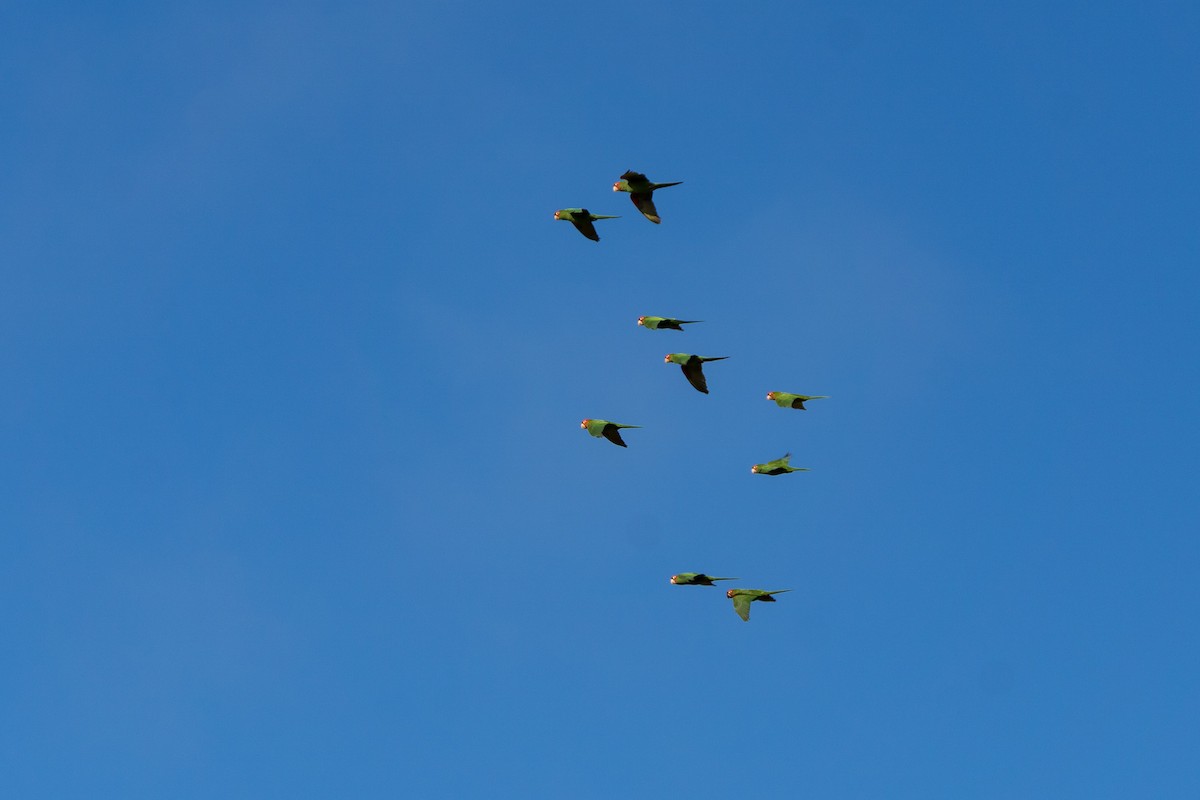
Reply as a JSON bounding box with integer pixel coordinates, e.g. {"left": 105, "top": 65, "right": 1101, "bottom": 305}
{"left": 554, "top": 208, "right": 620, "bottom": 241}
{"left": 766, "top": 391, "right": 829, "bottom": 410}
{"left": 638, "top": 316, "right": 702, "bottom": 331}
{"left": 664, "top": 352, "right": 729, "bottom": 394}
{"left": 580, "top": 418, "right": 640, "bottom": 448}
{"left": 612, "top": 170, "right": 683, "bottom": 224}
{"left": 726, "top": 589, "right": 792, "bottom": 621}
{"left": 750, "top": 452, "right": 809, "bottom": 475}
{"left": 670, "top": 572, "right": 738, "bottom": 586}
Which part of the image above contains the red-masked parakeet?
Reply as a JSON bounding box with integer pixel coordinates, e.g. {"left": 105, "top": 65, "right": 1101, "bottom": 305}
{"left": 580, "top": 418, "right": 640, "bottom": 447}
{"left": 670, "top": 573, "right": 738, "bottom": 586}
{"left": 726, "top": 588, "right": 792, "bottom": 621}
{"left": 612, "top": 170, "right": 683, "bottom": 224}
{"left": 766, "top": 391, "right": 829, "bottom": 410}
{"left": 554, "top": 208, "right": 620, "bottom": 241}
{"left": 664, "top": 353, "right": 728, "bottom": 394}
{"left": 638, "top": 316, "right": 702, "bottom": 331}
{"left": 750, "top": 453, "right": 809, "bottom": 475}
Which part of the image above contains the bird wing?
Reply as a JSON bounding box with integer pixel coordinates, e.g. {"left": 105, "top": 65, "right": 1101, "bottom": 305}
{"left": 620, "top": 170, "right": 648, "bottom": 182}
{"left": 680, "top": 359, "right": 709, "bottom": 393}
{"left": 601, "top": 424, "right": 628, "bottom": 447}
{"left": 630, "top": 192, "right": 662, "bottom": 224}
{"left": 571, "top": 217, "right": 600, "bottom": 241}
{"left": 731, "top": 594, "right": 752, "bottom": 621}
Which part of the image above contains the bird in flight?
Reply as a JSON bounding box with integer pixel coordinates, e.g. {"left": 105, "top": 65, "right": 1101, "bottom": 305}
{"left": 766, "top": 391, "right": 829, "bottom": 410}
{"left": 750, "top": 453, "right": 809, "bottom": 475}
{"left": 612, "top": 170, "right": 683, "bottom": 224}
{"left": 726, "top": 588, "right": 792, "bottom": 621}
{"left": 554, "top": 208, "right": 620, "bottom": 241}
{"left": 580, "top": 418, "right": 641, "bottom": 447}
{"left": 665, "top": 353, "right": 729, "bottom": 394}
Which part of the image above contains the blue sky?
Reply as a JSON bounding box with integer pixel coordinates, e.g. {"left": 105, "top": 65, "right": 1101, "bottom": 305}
{"left": 3, "top": 2, "right": 1198, "bottom": 797}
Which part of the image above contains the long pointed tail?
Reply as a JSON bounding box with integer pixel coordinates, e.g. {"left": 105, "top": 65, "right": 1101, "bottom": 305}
{"left": 653, "top": 181, "right": 683, "bottom": 189}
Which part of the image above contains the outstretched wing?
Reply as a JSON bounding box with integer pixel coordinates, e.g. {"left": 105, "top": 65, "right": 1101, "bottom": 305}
{"left": 571, "top": 217, "right": 600, "bottom": 241}
{"left": 630, "top": 192, "right": 661, "bottom": 224}
{"left": 620, "top": 170, "right": 648, "bottom": 182}
{"left": 731, "top": 594, "right": 752, "bottom": 621}
{"left": 680, "top": 359, "right": 709, "bottom": 393}
{"left": 601, "top": 424, "right": 628, "bottom": 447}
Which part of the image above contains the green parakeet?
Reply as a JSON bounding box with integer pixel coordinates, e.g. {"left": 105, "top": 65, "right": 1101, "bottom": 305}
{"left": 664, "top": 353, "right": 728, "bottom": 394}
{"left": 580, "top": 418, "right": 640, "bottom": 447}
{"left": 612, "top": 170, "right": 683, "bottom": 224}
{"left": 554, "top": 208, "right": 620, "bottom": 241}
{"left": 670, "top": 573, "right": 738, "bottom": 586}
{"left": 750, "top": 452, "right": 809, "bottom": 475}
{"left": 726, "top": 589, "right": 792, "bottom": 621}
{"left": 638, "top": 316, "right": 702, "bottom": 331}
{"left": 766, "top": 391, "right": 829, "bottom": 410}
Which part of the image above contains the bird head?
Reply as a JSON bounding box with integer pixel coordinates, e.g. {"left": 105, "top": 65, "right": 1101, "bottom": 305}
{"left": 612, "top": 180, "right": 625, "bottom": 192}
{"left": 554, "top": 210, "right": 563, "bottom": 220}
{"left": 670, "top": 575, "right": 680, "bottom": 584}
{"left": 637, "top": 316, "right": 646, "bottom": 326}
{"left": 751, "top": 465, "right": 760, "bottom": 473}
{"left": 766, "top": 392, "right": 775, "bottom": 400}
{"left": 726, "top": 589, "right": 736, "bottom": 598}
{"left": 580, "top": 419, "right": 590, "bottom": 429}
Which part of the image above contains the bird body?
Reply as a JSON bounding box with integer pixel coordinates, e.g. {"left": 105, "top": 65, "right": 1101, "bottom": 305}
{"left": 580, "top": 418, "right": 640, "bottom": 447}
{"left": 664, "top": 352, "right": 728, "bottom": 394}
{"left": 726, "top": 589, "right": 792, "bottom": 621}
{"left": 751, "top": 452, "right": 809, "bottom": 475}
{"left": 767, "top": 391, "right": 829, "bottom": 410}
{"left": 612, "top": 170, "right": 683, "bottom": 224}
{"left": 670, "top": 572, "right": 738, "bottom": 586}
{"left": 554, "top": 208, "right": 620, "bottom": 241}
{"left": 638, "top": 316, "right": 702, "bottom": 331}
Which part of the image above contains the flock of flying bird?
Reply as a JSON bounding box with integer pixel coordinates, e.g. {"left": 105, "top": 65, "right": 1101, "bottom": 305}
{"left": 555, "top": 171, "right": 828, "bottom": 622}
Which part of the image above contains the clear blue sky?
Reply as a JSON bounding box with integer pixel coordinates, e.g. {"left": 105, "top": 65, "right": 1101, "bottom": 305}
{"left": 3, "top": 2, "right": 1198, "bottom": 797}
